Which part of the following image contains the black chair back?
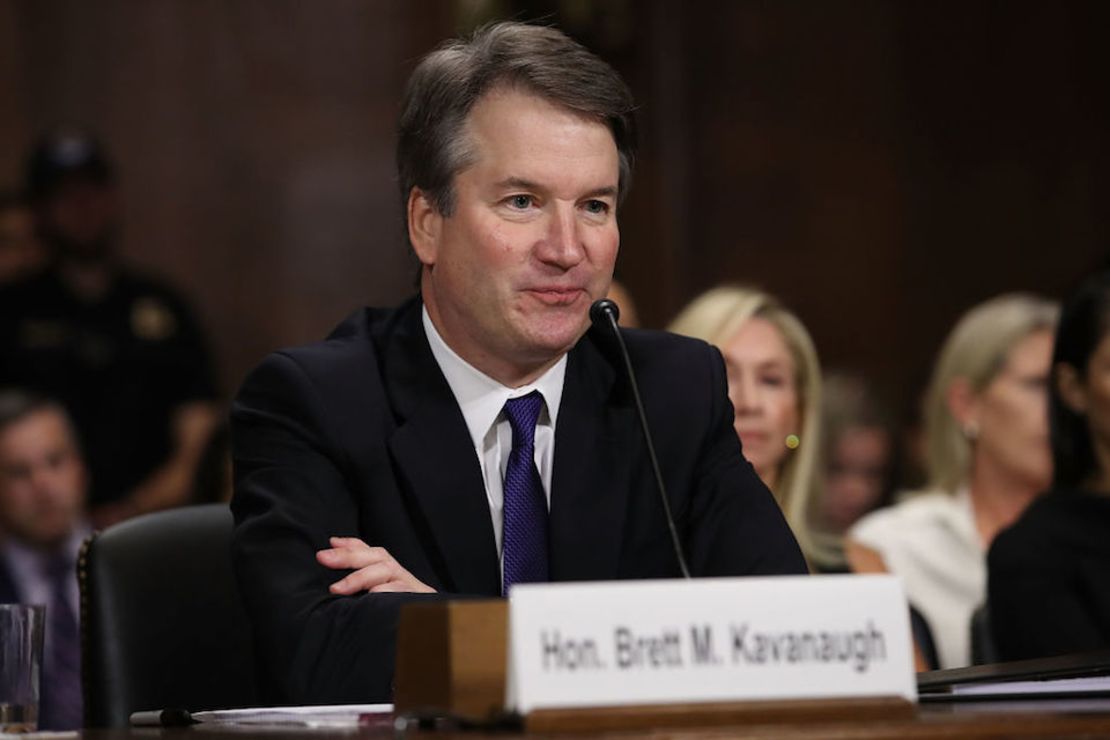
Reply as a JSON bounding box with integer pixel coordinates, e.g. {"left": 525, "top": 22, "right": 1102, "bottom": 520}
{"left": 909, "top": 604, "right": 940, "bottom": 671}
{"left": 79, "top": 504, "right": 259, "bottom": 727}
{"left": 970, "top": 603, "right": 999, "bottom": 665}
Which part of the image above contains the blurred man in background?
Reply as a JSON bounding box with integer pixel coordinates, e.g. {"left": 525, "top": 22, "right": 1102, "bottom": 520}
{"left": 0, "top": 191, "right": 45, "bottom": 285}
{"left": 0, "top": 130, "right": 220, "bottom": 526}
{"left": 0, "top": 390, "right": 88, "bottom": 730}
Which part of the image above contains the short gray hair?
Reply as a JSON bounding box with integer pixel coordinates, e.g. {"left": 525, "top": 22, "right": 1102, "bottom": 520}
{"left": 396, "top": 21, "right": 637, "bottom": 219}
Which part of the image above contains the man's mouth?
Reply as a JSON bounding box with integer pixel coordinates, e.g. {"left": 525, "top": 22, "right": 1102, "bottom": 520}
{"left": 525, "top": 287, "right": 586, "bottom": 307}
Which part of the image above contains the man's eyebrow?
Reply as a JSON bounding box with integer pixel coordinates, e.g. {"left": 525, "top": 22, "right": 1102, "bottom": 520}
{"left": 493, "top": 177, "right": 618, "bottom": 200}
{"left": 581, "top": 185, "right": 618, "bottom": 200}
{"left": 494, "top": 177, "right": 543, "bottom": 191}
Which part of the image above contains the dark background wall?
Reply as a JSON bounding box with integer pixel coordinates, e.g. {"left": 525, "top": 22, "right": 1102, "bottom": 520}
{"left": 2, "top": 0, "right": 1107, "bottom": 423}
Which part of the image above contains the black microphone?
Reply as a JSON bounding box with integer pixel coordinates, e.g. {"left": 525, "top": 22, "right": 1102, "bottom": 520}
{"left": 590, "top": 298, "right": 692, "bottom": 579}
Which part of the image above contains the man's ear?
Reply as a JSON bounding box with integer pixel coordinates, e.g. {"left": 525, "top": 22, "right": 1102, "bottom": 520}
{"left": 407, "top": 187, "right": 441, "bottom": 267}
{"left": 946, "top": 377, "right": 980, "bottom": 436}
{"left": 1056, "top": 362, "right": 1087, "bottom": 416}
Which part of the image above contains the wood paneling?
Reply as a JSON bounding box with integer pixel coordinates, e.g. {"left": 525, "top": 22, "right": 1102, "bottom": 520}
{"left": 4, "top": 0, "right": 1107, "bottom": 422}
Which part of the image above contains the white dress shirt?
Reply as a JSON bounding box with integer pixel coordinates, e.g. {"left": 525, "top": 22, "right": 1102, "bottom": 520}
{"left": 3, "top": 524, "right": 91, "bottom": 667}
{"left": 422, "top": 307, "right": 566, "bottom": 570}
{"left": 3, "top": 525, "right": 89, "bottom": 616}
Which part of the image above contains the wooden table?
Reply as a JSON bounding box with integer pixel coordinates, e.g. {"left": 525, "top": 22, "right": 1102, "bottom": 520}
{"left": 74, "top": 699, "right": 1110, "bottom": 739}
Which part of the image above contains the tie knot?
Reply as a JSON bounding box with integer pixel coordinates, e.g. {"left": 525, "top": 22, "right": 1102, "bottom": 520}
{"left": 503, "top": 391, "right": 544, "bottom": 450}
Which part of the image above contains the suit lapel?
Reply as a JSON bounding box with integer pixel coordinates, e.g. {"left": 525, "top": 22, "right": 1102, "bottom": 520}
{"left": 382, "top": 302, "right": 501, "bottom": 595}
{"left": 549, "top": 332, "right": 634, "bottom": 581}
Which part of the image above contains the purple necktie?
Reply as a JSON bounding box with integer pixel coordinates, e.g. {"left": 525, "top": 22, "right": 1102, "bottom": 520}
{"left": 41, "top": 553, "right": 82, "bottom": 730}
{"left": 501, "top": 391, "right": 549, "bottom": 594}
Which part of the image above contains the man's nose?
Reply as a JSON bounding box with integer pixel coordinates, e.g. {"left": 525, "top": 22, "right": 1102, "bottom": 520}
{"left": 537, "top": 204, "right": 585, "bottom": 269}
{"left": 30, "top": 466, "right": 58, "bottom": 497}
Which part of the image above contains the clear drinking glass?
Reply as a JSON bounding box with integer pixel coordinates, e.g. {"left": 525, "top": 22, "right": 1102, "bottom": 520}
{"left": 0, "top": 604, "right": 45, "bottom": 733}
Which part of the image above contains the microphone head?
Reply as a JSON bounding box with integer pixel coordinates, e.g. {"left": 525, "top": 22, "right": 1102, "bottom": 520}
{"left": 590, "top": 298, "right": 620, "bottom": 327}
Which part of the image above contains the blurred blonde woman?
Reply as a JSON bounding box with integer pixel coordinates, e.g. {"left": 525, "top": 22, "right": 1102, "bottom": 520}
{"left": 669, "top": 286, "right": 829, "bottom": 569}
{"left": 847, "top": 294, "right": 1058, "bottom": 669}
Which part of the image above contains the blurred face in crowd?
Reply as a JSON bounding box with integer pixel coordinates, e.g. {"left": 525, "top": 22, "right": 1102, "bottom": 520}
{"left": 969, "top": 329, "right": 1054, "bottom": 491}
{"left": 0, "top": 408, "right": 87, "bottom": 548}
{"left": 820, "top": 425, "right": 891, "bottom": 532}
{"left": 40, "top": 177, "right": 119, "bottom": 262}
{"left": 721, "top": 317, "right": 800, "bottom": 490}
{"left": 0, "top": 203, "right": 45, "bottom": 283}
{"left": 412, "top": 87, "right": 620, "bottom": 385}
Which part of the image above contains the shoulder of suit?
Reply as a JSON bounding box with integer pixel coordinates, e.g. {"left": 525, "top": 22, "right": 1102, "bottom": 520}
{"left": 239, "top": 303, "right": 409, "bottom": 399}
{"left": 272, "top": 299, "right": 418, "bottom": 365}
{"left": 618, "top": 327, "right": 717, "bottom": 366}
{"left": 996, "top": 488, "right": 1110, "bottom": 557}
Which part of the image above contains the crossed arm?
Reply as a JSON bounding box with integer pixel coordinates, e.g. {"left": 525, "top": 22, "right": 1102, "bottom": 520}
{"left": 316, "top": 537, "right": 435, "bottom": 594}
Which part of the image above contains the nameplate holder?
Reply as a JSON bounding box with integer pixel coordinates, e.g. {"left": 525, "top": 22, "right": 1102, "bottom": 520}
{"left": 506, "top": 575, "right": 917, "bottom": 723}
{"left": 394, "top": 600, "right": 508, "bottom": 721}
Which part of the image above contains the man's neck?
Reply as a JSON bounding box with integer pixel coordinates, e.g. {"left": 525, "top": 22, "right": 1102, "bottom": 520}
{"left": 2, "top": 529, "right": 76, "bottom": 560}
{"left": 422, "top": 297, "right": 565, "bottom": 389}
{"left": 463, "top": 348, "right": 562, "bottom": 389}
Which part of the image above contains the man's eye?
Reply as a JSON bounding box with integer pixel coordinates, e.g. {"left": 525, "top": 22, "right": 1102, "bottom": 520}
{"left": 584, "top": 200, "right": 609, "bottom": 215}
{"left": 507, "top": 195, "right": 532, "bottom": 209}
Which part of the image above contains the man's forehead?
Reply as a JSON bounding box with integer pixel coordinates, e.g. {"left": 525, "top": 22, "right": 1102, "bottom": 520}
{"left": 1, "top": 408, "right": 76, "bottom": 446}
{"left": 465, "top": 86, "right": 616, "bottom": 147}
{"left": 457, "top": 88, "right": 619, "bottom": 187}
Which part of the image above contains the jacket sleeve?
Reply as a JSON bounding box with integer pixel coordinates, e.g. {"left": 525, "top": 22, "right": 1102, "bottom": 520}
{"left": 230, "top": 350, "right": 448, "bottom": 703}
{"left": 988, "top": 522, "right": 1105, "bottom": 661}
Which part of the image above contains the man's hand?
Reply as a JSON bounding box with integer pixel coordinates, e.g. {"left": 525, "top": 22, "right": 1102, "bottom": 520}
{"left": 316, "top": 537, "right": 436, "bottom": 594}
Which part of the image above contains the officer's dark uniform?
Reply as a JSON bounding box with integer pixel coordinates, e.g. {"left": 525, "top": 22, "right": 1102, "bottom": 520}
{"left": 0, "top": 265, "right": 217, "bottom": 506}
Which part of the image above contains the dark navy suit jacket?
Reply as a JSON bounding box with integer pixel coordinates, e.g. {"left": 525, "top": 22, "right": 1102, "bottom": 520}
{"left": 230, "top": 297, "right": 805, "bottom": 703}
{"left": 0, "top": 559, "right": 17, "bottom": 603}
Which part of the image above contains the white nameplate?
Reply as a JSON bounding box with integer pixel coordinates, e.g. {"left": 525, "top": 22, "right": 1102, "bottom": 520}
{"left": 505, "top": 575, "right": 916, "bottom": 713}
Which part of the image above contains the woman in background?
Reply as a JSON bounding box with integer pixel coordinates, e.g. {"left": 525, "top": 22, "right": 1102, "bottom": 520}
{"left": 669, "top": 286, "right": 830, "bottom": 569}
{"left": 846, "top": 294, "right": 1058, "bottom": 669}
{"left": 0, "top": 192, "right": 45, "bottom": 285}
{"left": 989, "top": 274, "right": 1110, "bottom": 660}
{"left": 814, "top": 372, "right": 898, "bottom": 569}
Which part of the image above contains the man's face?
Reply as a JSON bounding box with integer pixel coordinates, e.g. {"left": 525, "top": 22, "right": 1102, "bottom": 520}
{"left": 0, "top": 409, "right": 87, "bottom": 548}
{"left": 414, "top": 86, "right": 621, "bottom": 384}
{"left": 40, "top": 177, "right": 118, "bottom": 261}
{"left": 0, "top": 205, "right": 44, "bottom": 283}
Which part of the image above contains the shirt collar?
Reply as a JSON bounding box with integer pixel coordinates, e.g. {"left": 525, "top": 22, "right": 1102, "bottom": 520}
{"left": 422, "top": 306, "right": 567, "bottom": 450}
{"left": 3, "top": 522, "right": 92, "bottom": 579}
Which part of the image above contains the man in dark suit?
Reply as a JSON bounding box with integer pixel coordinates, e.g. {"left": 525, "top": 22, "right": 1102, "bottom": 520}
{"left": 0, "top": 391, "right": 88, "bottom": 729}
{"left": 231, "top": 21, "right": 806, "bottom": 705}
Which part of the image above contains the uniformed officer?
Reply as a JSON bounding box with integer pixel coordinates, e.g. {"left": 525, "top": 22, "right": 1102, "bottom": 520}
{"left": 0, "top": 130, "right": 220, "bottom": 526}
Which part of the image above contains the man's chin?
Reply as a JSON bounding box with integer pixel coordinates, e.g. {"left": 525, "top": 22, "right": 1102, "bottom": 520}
{"left": 527, "top": 315, "right": 591, "bottom": 352}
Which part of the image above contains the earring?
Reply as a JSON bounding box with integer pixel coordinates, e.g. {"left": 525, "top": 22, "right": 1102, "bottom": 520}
{"left": 963, "top": 422, "right": 979, "bottom": 441}
{"left": 785, "top": 434, "right": 800, "bottom": 450}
